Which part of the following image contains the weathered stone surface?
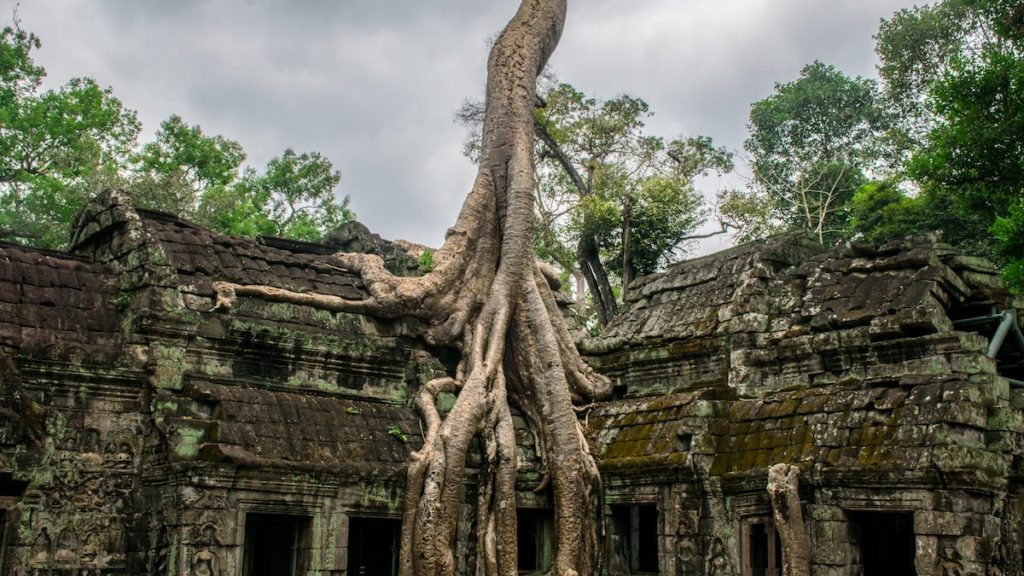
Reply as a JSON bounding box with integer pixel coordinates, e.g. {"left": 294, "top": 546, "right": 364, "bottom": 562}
{"left": 2, "top": 195, "right": 1024, "bottom": 576}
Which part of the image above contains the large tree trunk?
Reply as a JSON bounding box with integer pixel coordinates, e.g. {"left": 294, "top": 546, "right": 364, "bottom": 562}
{"left": 767, "top": 464, "right": 811, "bottom": 576}
{"left": 211, "top": 1, "right": 611, "bottom": 574}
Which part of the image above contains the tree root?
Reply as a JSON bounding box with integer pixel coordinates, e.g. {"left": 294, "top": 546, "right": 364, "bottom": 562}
{"left": 768, "top": 463, "right": 811, "bottom": 576}
{"left": 208, "top": 1, "right": 612, "bottom": 574}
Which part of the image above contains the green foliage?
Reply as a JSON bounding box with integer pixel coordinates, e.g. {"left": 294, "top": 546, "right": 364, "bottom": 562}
{"left": 730, "top": 61, "right": 884, "bottom": 244}
{"left": 848, "top": 181, "right": 921, "bottom": 245}
{"left": 0, "top": 21, "right": 352, "bottom": 249}
{"left": 992, "top": 201, "right": 1024, "bottom": 290}
{"left": 345, "top": 405, "right": 360, "bottom": 415}
{"left": 203, "top": 148, "right": 351, "bottom": 241}
{"left": 131, "top": 119, "right": 352, "bottom": 242}
{"left": 110, "top": 291, "right": 134, "bottom": 310}
{"left": 883, "top": 1, "right": 1024, "bottom": 290}
{"left": 129, "top": 114, "right": 246, "bottom": 221}
{"left": 534, "top": 82, "right": 731, "bottom": 279}
{"left": 460, "top": 78, "right": 730, "bottom": 323}
{"left": 386, "top": 425, "right": 408, "bottom": 444}
{"left": 418, "top": 249, "right": 434, "bottom": 274}
{"left": 0, "top": 23, "right": 140, "bottom": 248}
{"left": 876, "top": 0, "right": 1024, "bottom": 154}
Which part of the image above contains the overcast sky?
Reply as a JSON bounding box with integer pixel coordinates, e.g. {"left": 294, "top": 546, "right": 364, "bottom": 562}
{"left": 6, "top": 0, "right": 919, "bottom": 252}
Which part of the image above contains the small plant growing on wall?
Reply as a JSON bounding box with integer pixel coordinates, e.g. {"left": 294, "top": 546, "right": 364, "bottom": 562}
{"left": 387, "top": 425, "right": 408, "bottom": 443}
{"left": 418, "top": 250, "right": 434, "bottom": 274}
{"left": 346, "top": 405, "right": 360, "bottom": 414}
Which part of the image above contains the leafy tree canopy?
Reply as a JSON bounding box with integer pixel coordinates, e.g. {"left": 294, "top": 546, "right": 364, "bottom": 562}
{"left": 0, "top": 23, "right": 140, "bottom": 248}
{"left": 130, "top": 117, "right": 352, "bottom": 242}
{"left": 723, "top": 61, "right": 885, "bottom": 244}
{"left": 461, "top": 79, "right": 732, "bottom": 325}
{"left": 867, "top": 0, "right": 1024, "bottom": 290}
{"left": 0, "top": 21, "right": 352, "bottom": 249}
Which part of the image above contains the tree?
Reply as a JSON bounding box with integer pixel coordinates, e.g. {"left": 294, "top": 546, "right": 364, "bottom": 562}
{"left": 0, "top": 22, "right": 140, "bottom": 248}
{"left": 875, "top": 0, "right": 1023, "bottom": 158}
{"left": 211, "top": 1, "right": 613, "bottom": 573}
{"left": 462, "top": 82, "right": 732, "bottom": 326}
{"left": 724, "top": 62, "right": 885, "bottom": 244}
{"left": 130, "top": 115, "right": 353, "bottom": 241}
{"left": 0, "top": 20, "right": 351, "bottom": 249}
{"left": 130, "top": 114, "right": 246, "bottom": 220}
{"left": 204, "top": 149, "right": 351, "bottom": 241}
{"left": 872, "top": 0, "right": 1024, "bottom": 290}
{"left": 767, "top": 464, "right": 811, "bottom": 576}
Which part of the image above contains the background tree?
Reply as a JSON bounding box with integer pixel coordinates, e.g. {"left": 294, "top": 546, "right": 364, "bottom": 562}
{"left": 131, "top": 118, "right": 352, "bottom": 242}
{"left": 0, "top": 21, "right": 353, "bottom": 248}
{"left": 0, "top": 22, "right": 140, "bottom": 248}
{"left": 461, "top": 81, "right": 732, "bottom": 326}
{"left": 129, "top": 114, "right": 245, "bottom": 220}
{"left": 860, "top": 0, "right": 1024, "bottom": 290}
{"left": 722, "top": 61, "right": 886, "bottom": 244}
{"left": 202, "top": 149, "right": 351, "bottom": 241}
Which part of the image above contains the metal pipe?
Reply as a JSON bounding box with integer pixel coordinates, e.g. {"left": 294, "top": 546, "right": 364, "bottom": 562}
{"left": 987, "top": 310, "right": 1024, "bottom": 358}
{"left": 1006, "top": 377, "right": 1024, "bottom": 389}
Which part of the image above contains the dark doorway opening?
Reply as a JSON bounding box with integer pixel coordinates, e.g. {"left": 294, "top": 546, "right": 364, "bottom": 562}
{"left": 517, "top": 508, "right": 553, "bottom": 573}
{"left": 741, "top": 517, "right": 782, "bottom": 576}
{"left": 242, "top": 513, "right": 311, "bottom": 576}
{"left": 347, "top": 517, "right": 401, "bottom": 576}
{"left": 849, "top": 511, "right": 916, "bottom": 576}
{"left": 611, "top": 504, "right": 659, "bottom": 574}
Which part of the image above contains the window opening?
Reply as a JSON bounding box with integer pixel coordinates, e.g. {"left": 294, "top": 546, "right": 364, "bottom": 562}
{"left": 347, "top": 517, "right": 401, "bottom": 576}
{"left": 242, "top": 513, "right": 311, "bottom": 576}
{"left": 517, "top": 508, "right": 553, "bottom": 573}
{"left": 0, "top": 475, "right": 26, "bottom": 574}
{"left": 848, "top": 511, "right": 915, "bottom": 576}
{"left": 741, "top": 516, "right": 782, "bottom": 576}
{"left": 611, "top": 504, "right": 659, "bottom": 574}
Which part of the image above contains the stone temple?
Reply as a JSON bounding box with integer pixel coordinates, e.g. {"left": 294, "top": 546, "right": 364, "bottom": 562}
{"left": 1, "top": 189, "right": 1023, "bottom": 575}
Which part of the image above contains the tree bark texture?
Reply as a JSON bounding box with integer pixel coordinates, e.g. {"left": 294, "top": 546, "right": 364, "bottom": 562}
{"left": 211, "top": 1, "right": 611, "bottom": 574}
{"left": 767, "top": 464, "right": 811, "bottom": 576}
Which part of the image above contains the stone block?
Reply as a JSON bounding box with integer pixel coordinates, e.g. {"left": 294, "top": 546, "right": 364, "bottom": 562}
{"left": 915, "top": 511, "right": 964, "bottom": 536}
{"left": 915, "top": 535, "right": 939, "bottom": 576}
{"left": 809, "top": 505, "right": 847, "bottom": 522}
{"left": 812, "top": 521, "right": 850, "bottom": 565}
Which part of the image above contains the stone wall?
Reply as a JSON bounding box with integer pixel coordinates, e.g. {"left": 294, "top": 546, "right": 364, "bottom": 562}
{"left": 1, "top": 191, "right": 1023, "bottom": 575}
{"left": 583, "top": 233, "right": 1024, "bottom": 576}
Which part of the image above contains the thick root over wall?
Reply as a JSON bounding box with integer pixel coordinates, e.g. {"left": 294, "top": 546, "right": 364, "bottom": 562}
{"left": 211, "top": 1, "right": 612, "bottom": 574}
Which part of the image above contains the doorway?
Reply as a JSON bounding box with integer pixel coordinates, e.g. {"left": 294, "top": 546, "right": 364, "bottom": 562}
{"left": 849, "top": 511, "right": 916, "bottom": 575}
{"left": 242, "top": 513, "right": 311, "bottom": 576}
{"left": 347, "top": 517, "right": 401, "bottom": 576}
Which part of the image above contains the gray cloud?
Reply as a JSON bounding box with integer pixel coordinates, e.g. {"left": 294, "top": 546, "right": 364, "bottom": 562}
{"left": 5, "top": 0, "right": 918, "bottom": 248}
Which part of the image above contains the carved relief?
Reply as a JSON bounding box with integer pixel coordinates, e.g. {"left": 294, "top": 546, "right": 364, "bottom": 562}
{"left": 190, "top": 524, "right": 223, "bottom": 576}
{"left": 30, "top": 528, "right": 50, "bottom": 564}
{"left": 707, "top": 537, "right": 731, "bottom": 576}
{"left": 55, "top": 528, "right": 80, "bottom": 562}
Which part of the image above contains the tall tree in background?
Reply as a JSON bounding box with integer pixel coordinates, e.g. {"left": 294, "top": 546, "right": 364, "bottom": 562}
{"left": 0, "top": 23, "right": 352, "bottom": 248}
{"left": 867, "top": 0, "right": 1024, "bottom": 290}
{"left": 461, "top": 82, "right": 732, "bottom": 326}
{"left": 130, "top": 114, "right": 246, "bottom": 220}
{"left": 722, "top": 62, "right": 886, "bottom": 244}
{"left": 0, "top": 22, "right": 140, "bottom": 248}
{"left": 131, "top": 116, "right": 352, "bottom": 242}
{"left": 213, "top": 1, "right": 614, "bottom": 572}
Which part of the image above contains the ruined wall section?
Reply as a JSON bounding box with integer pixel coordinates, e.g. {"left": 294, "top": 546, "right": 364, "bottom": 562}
{"left": 0, "top": 190, "right": 457, "bottom": 575}
{"left": 584, "top": 234, "right": 1024, "bottom": 576}
{"left": 0, "top": 236, "right": 149, "bottom": 575}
